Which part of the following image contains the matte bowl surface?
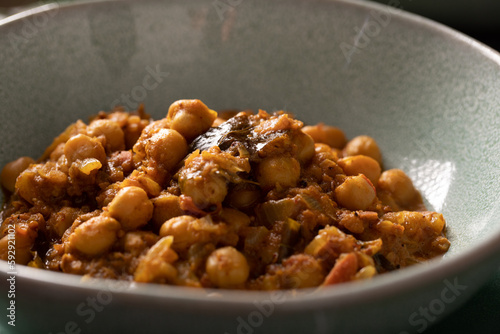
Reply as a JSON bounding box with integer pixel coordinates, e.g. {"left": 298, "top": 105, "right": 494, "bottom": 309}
{"left": 0, "top": 1, "right": 499, "bottom": 333}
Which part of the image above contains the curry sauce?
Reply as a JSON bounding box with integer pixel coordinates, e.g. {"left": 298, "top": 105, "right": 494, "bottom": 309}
{"left": 0, "top": 99, "right": 450, "bottom": 290}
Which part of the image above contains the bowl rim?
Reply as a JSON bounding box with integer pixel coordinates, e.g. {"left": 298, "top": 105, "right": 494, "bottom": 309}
{"left": 1, "top": 0, "right": 499, "bottom": 313}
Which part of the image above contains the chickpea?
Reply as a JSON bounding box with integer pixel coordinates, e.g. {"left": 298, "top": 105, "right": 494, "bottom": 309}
{"left": 314, "top": 143, "right": 340, "bottom": 162}
{"left": 0, "top": 217, "right": 40, "bottom": 264}
{"left": 302, "top": 123, "right": 347, "bottom": 149}
{"left": 107, "top": 186, "right": 154, "bottom": 231}
{"left": 145, "top": 128, "right": 188, "bottom": 171}
{"left": 151, "top": 193, "right": 184, "bottom": 229}
{"left": 180, "top": 172, "right": 228, "bottom": 210}
{"left": 335, "top": 174, "right": 376, "bottom": 210}
{"left": 122, "top": 231, "right": 159, "bottom": 254}
{"left": 161, "top": 214, "right": 233, "bottom": 251}
{"left": 121, "top": 170, "right": 162, "bottom": 197}
{"left": 132, "top": 119, "right": 164, "bottom": 161}
{"left": 166, "top": 99, "right": 217, "bottom": 141}
{"left": 126, "top": 116, "right": 152, "bottom": 150}
{"left": 219, "top": 208, "right": 251, "bottom": 232}
{"left": 178, "top": 147, "right": 250, "bottom": 210}
{"left": 38, "top": 120, "right": 87, "bottom": 161}
{"left": 0, "top": 156, "right": 34, "bottom": 193}
{"left": 134, "top": 235, "right": 179, "bottom": 283}
{"left": 0, "top": 234, "right": 36, "bottom": 265}
{"left": 226, "top": 183, "right": 261, "bottom": 210}
{"left": 337, "top": 155, "right": 381, "bottom": 185}
{"left": 292, "top": 131, "right": 315, "bottom": 164}
{"left": 63, "top": 134, "right": 106, "bottom": 164}
{"left": 87, "top": 119, "right": 125, "bottom": 152}
{"left": 47, "top": 206, "right": 82, "bottom": 237}
{"left": 67, "top": 216, "right": 121, "bottom": 256}
{"left": 343, "top": 135, "right": 382, "bottom": 165}
{"left": 383, "top": 211, "right": 446, "bottom": 235}
{"left": 256, "top": 155, "right": 300, "bottom": 190}
{"left": 205, "top": 246, "right": 249, "bottom": 288}
{"left": 14, "top": 168, "right": 39, "bottom": 205}
{"left": 49, "top": 143, "right": 65, "bottom": 161}
{"left": 377, "top": 169, "right": 421, "bottom": 208}
{"left": 106, "top": 110, "right": 129, "bottom": 127}
{"left": 159, "top": 215, "right": 210, "bottom": 251}
{"left": 15, "top": 164, "right": 67, "bottom": 204}
{"left": 0, "top": 236, "right": 10, "bottom": 261}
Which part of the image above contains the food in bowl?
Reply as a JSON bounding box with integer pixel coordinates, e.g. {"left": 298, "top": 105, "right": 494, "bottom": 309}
{"left": 0, "top": 99, "right": 450, "bottom": 290}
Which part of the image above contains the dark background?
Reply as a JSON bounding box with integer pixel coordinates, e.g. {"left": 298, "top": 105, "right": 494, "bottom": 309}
{"left": 370, "top": 0, "right": 500, "bottom": 51}
{"left": 1, "top": 0, "right": 499, "bottom": 51}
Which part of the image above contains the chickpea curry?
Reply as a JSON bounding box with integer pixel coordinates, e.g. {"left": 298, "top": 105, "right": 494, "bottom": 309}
{"left": 0, "top": 99, "right": 450, "bottom": 290}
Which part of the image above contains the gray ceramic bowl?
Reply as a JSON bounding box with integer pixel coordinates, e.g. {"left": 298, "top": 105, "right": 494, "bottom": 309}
{"left": 1, "top": 1, "right": 499, "bottom": 333}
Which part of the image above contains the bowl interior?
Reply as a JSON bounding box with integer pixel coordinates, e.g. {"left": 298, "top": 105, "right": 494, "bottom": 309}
{"left": 0, "top": 0, "right": 499, "bottom": 285}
